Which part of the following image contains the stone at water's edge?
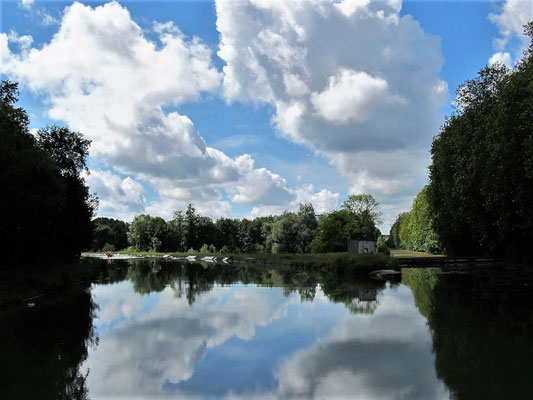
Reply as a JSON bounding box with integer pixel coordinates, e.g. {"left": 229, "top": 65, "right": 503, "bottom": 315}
{"left": 370, "top": 269, "right": 401, "bottom": 280}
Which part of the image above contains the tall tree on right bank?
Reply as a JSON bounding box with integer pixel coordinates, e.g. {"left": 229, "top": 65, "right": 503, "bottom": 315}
{"left": 428, "top": 22, "right": 533, "bottom": 260}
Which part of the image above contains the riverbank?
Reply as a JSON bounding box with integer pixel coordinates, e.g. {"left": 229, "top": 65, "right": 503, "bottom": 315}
{"left": 2, "top": 252, "right": 396, "bottom": 308}
{"left": 0, "top": 258, "right": 106, "bottom": 308}
{"left": 390, "top": 249, "right": 445, "bottom": 258}
{"left": 86, "top": 250, "right": 397, "bottom": 270}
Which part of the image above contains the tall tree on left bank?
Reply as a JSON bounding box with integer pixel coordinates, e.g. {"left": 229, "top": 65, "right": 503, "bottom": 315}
{"left": 0, "top": 81, "right": 97, "bottom": 266}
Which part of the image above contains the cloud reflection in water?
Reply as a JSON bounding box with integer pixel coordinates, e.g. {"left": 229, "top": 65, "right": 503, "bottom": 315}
{"left": 84, "top": 279, "right": 446, "bottom": 399}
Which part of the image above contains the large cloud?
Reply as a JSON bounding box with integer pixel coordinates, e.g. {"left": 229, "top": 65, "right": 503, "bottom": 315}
{"left": 1, "top": 1, "right": 338, "bottom": 220}
{"left": 216, "top": 0, "right": 447, "bottom": 226}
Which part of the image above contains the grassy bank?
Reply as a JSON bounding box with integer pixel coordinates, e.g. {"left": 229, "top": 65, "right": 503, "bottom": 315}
{"left": 390, "top": 249, "right": 445, "bottom": 258}
{"left": 102, "top": 249, "right": 398, "bottom": 270}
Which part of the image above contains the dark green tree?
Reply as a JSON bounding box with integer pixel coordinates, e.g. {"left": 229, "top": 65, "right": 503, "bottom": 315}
{"left": 297, "top": 203, "right": 318, "bottom": 253}
{"left": 428, "top": 22, "right": 533, "bottom": 260}
{"left": 214, "top": 217, "right": 241, "bottom": 252}
{"left": 168, "top": 210, "right": 185, "bottom": 251}
{"left": 342, "top": 194, "right": 383, "bottom": 229}
{"left": 90, "top": 218, "right": 128, "bottom": 251}
{"left": 0, "top": 81, "right": 96, "bottom": 265}
{"left": 36, "top": 125, "right": 91, "bottom": 177}
{"left": 268, "top": 211, "right": 300, "bottom": 253}
{"left": 388, "top": 212, "right": 409, "bottom": 248}
{"left": 310, "top": 210, "right": 361, "bottom": 253}
{"left": 127, "top": 214, "right": 153, "bottom": 250}
{"left": 407, "top": 186, "right": 440, "bottom": 253}
{"left": 196, "top": 215, "right": 217, "bottom": 249}
{"left": 185, "top": 204, "right": 199, "bottom": 250}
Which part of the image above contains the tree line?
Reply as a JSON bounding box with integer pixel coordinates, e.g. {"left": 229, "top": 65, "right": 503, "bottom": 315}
{"left": 1, "top": 81, "right": 96, "bottom": 267}
{"left": 91, "top": 194, "right": 384, "bottom": 254}
{"left": 389, "top": 21, "right": 533, "bottom": 261}
{"left": 387, "top": 186, "right": 441, "bottom": 254}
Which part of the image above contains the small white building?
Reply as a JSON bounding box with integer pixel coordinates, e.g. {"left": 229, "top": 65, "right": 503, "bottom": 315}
{"left": 347, "top": 240, "right": 376, "bottom": 254}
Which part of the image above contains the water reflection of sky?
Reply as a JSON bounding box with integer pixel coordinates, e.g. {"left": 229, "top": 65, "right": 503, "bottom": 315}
{"left": 84, "top": 281, "right": 449, "bottom": 399}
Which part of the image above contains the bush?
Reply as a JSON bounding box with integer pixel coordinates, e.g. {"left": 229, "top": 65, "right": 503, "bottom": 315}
{"left": 219, "top": 245, "right": 231, "bottom": 255}
{"left": 101, "top": 243, "right": 115, "bottom": 252}
{"left": 200, "top": 244, "right": 216, "bottom": 254}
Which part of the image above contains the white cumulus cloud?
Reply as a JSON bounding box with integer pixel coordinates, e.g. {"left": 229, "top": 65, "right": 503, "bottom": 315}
{"left": 488, "top": 0, "right": 533, "bottom": 67}
{"left": 215, "top": 0, "right": 447, "bottom": 228}
{"left": 19, "top": 0, "right": 34, "bottom": 9}
{"left": 83, "top": 170, "right": 146, "bottom": 221}
{"left": 1, "top": 1, "right": 339, "bottom": 220}
{"left": 310, "top": 69, "right": 395, "bottom": 124}
{"left": 489, "top": 51, "right": 512, "bottom": 67}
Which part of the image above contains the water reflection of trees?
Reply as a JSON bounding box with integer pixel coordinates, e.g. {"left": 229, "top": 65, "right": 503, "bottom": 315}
{"left": 105, "top": 259, "right": 388, "bottom": 315}
{"left": 403, "top": 267, "right": 533, "bottom": 399}
{"left": 0, "top": 284, "right": 97, "bottom": 399}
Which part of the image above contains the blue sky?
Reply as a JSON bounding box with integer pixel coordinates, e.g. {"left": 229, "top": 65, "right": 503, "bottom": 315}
{"left": 1, "top": 0, "right": 531, "bottom": 230}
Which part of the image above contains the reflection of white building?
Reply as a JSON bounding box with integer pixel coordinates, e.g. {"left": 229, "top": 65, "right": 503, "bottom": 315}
{"left": 348, "top": 240, "right": 376, "bottom": 254}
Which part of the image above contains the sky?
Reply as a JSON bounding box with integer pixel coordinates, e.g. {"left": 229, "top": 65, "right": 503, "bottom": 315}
{"left": 1, "top": 0, "right": 532, "bottom": 231}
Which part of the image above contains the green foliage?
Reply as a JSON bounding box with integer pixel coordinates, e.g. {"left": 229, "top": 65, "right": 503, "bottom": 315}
{"left": 269, "top": 211, "right": 300, "bottom": 253}
{"left": 215, "top": 217, "right": 241, "bottom": 252}
{"left": 376, "top": 235, "right": 390, "bottom": 255}
{"left": 219, "top": 245, "right": 231, "bottom": 254}
{"left": 36, "top": 125, "right": 91, "bottom": 177}
{"left": 200, "top": 243, "right": 216, "bottom": 254}
{"left": 311, "top": 210, "right": 358, "bottom": 253}
{"left": 127, "top": 214, "right": 153, "bottom": 251}
{"left": 388, "top": 187, "right": 441, "bottom": 254}
{"left": 101, "top": 243, "right": 116, "bottom": 252}
{"left": 297, "top": 203, "right": 318, "bottom": 253}
{"left": 428, "top": 23, "right": 533, "bottom": 259}
{"left": 398, "top": 212, "right": 411, "bottom": 249}
{"left": 342, "top": 193, "right": 383, "bottom": 227}
{"left": 168, "top": 210, "right": 185, "bottom": 252}
{"left": 151, "top": 237, "right": 162, "bottom": 252}
{"left": 388, "top": 212, "right": 409, "bottom": 248}
{"left": 264, "top": 204, "right": 319, "bottom": 254}
{"left": 0, "top": 80, "right": 96, "bottom": 266}
{"left": 310, "top": 209, "right": 380, "bottom": 253}
{"left": 311, "top": 195, "right": 381, "bottom": 254}
{"left": 91, "top": 217, "right": 128, "bottom": 251}
{"left": 185, "top": 204, "right": 198, "bottom": 250}
{"left": 407, "top": 187, "right": 441, "bottom": 253}
{"left": 123, "top": 196, "right": 381, "bottom": 256}
{"left": 127, "top": 214, "right": 169, "bottom": 251}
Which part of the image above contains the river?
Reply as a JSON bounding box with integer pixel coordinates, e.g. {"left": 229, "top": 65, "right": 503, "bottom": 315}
{"left": 1, "top": 258, "right": 531, "bottom": 399}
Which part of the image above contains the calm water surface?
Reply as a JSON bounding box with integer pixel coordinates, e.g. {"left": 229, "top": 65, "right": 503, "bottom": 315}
{"left": 1, "top": 259, "right": 532, "bottom": 399}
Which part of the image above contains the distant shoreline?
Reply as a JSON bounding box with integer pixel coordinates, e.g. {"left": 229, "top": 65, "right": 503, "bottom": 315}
{"left": 82, "top": 250, "right": 397, "bottom": 270}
